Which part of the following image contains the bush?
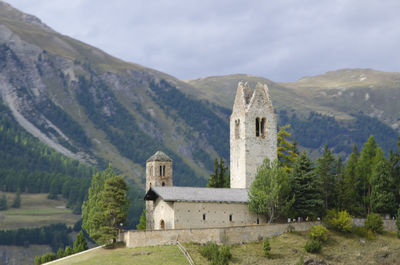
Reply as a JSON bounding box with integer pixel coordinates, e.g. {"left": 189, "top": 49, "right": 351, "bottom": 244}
{"left": 365, "top": 213, "right": 383, "bottom": 234}
{"left": 310, "top": 225, "right": 328, "bottom": 242}
{"left": 304, "top": 239, "right": 322, "bottom": 253}
{"left": 295, "top": 255, "right": 304, "bottom": 265}
{"left": 263, "top": 238, "right": 271, "bottom": 258}
{"left": 324, "top": 209, "right": 352, "bottom": 233}
{"left": 200, "top": 242, "right": 232, "bottom": 265}
{"left": 34, "top": 252, "right": 57, "bottom": 265}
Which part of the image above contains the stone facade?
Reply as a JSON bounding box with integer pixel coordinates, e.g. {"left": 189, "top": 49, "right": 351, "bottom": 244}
{"left": 121, "top": 221, "right": 320, "bottom": 248}
{"left": 145, "top": 151, "right": 173, "bottom": 230}
{"left": 152, "top": 199, "right": 267, "bottom": 230}
{"left": 230, "top": 82, "right": 277, "bottom": 189}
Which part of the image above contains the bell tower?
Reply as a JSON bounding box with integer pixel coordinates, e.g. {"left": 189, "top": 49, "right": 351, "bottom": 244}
{"left": 145, "top": 151, "right": 173, "bottom": 229}
{"left": 230, "top": 82, "right": 277, "bottom": 189}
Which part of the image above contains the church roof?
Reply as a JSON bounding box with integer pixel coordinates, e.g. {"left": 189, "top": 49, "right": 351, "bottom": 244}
{"left": 146, "top": 151, "right": 172, "bottom": 163}
{"left": 144, "top": 186, "right": 249, "bottom": 203}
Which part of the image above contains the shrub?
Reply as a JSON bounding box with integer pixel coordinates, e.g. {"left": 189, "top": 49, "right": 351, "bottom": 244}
{"left": 396, "top": 207, "right": 400, "bottom": 239}
{"left": 324, "top": 209, "right": 352, "bottom": 233}
{"left": 304, "top": 239, "right": 322, "bottom": 253}
{"left": 353, "top": 226, "right": 375, "bottom": 240}
{"left": 310, "top": 225, "right": 328, "bottom": 242}
{"left": 200, "top": 242, "right": 232, "bottom": 265}
{"left": 263, "top": 238, "right": 271, "bottom": 258}
{"left": 295, "top": 255, "right": 304, "bottom": 265}
{"left": 365, "top": 213, "right": 383, "bottom": 234}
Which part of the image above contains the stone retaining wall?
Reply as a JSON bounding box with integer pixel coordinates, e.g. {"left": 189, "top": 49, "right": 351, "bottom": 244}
{"left": 121, "top": 221, "right": 320, "bottom": 248}
{"left": 353, "top": 218, "right": 397, "bottom": 231}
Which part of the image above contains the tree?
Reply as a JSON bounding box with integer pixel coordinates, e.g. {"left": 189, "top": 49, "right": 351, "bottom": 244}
{"left": 0, "top": 194, "right": 7, "bottom": 211}
{"left": 207, "top": 157, "right": 229, "bottom": 188}
{"left": 315, "top": 145, "right": 336, "bottom": 209}
{"left": 73, "top": 230, "right": 88, "bottom": 253}
{"left": 57, "top": 248, "right": 65, "bottom": 258}
{"left": 290, "top": 152, "right": 323, "bottom": 218}
{"left": 396, "top": 206, "right": 400, "bottom": 238}
{"left": 358, "top": 135, "right": 378, "bottom": 213}
{"left": 248, "top": 159, "right": 293, "bottom": 223}
{"left": 95, "top": 175, "right": 129, "bottom": 244}
{"left": 136, "top": 209, "right": 146, "bottom": 230}
{"left": 341, "top": 145, "right": 362, "bottom": 215}
{"left": 277, "top": 125, "right": 298, "bottom": 172}
{"left": 12, "top": 188, "right": 21, "bottom": 208}
{"left": 370, "top": 160, "right": 396, "bottom": 215}
{"left": 82, "top": 165, "right": 115, "bottom": 239}
{"left": 389, "top": 136, "right": 400, "bottom": 206}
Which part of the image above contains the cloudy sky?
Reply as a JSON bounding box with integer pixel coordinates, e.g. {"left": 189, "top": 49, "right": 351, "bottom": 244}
{"left": 8, "top": 0, "right": 400, "bottom": 81}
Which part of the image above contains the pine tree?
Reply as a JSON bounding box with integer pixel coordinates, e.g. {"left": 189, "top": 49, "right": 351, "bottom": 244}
{"left": 136, "top": 209, "right": 146, "bottom": 230}
{"left": 96, "top": 175, "right": 129, "bottom": 244}
{"left": 207, "top": 157, "right": 229, "bottom": 188}
{"left": 358, "top": 135, "right": 378, "bottom": 213}
{"left": 248, "top": 159, "right": 293, "bottom": 223}
{"left": 0, "top": 194, "right": 8, "bottom": 211}
{"left": 11, "top": 188, "right": 21, "bottom": 208}
{"left": 342, "top": 145, "right": 362, "bottom": 215}
{"left": 290, "top": 152, "right": 323, "bottom": 218}
{"left": 73, "top": 230, "right": 88, "bottom": 253}
{"left": 389, "top": 136, "right": 400, "bottom": 206}
{"left": 370, "top": 160, "right": 396, "bottom": 215}
{"left": 277, "top": 125, "right": 298, "bottom": 172}
{"left": 57, "top": 248, "right": 65, "bottom": 258}
{"left": 315, "top": 145, "right": 336, "bottom": 209}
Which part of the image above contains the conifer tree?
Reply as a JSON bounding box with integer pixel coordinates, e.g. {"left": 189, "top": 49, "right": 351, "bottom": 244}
{"left": 73, "top": 230, "right": 88, "bottom": 253}
{"left": 370, "top": 160, "right": 396, "bottom": 215}
{"left": 342, "top": 145, "right": 362, "bottom": 215}
{"left": 207, "top": 157, "right": 229, "bottom": 188}
{"left": 315, "top": 145, "right": 336, "bottom": 209}
{"left": 136, "top": 209, "right": 146, "bottom": 230}
{"left": 0, "top": 194, "right": 7, "bottom": 211}
{"left": 389, "top": 136, "right": 400, "bottom": 205}
{"left": 290, "top": 152, "right": 323, "bottom": 218}
{"left": 277, "top": 125, "right": 298, "bottom": 172}
{"left": 11, "top": 188, "right": 21, "bottom": 208}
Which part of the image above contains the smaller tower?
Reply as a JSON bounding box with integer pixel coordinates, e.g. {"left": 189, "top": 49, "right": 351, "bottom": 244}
{"left": 145, "top": 151, "right": 173, "bottom": 229}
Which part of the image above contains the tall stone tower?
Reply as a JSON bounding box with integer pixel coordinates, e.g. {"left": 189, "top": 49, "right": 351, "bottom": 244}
{"left": 145, "top": 151, "right": 173, "bottom": 229}
{"left": 230, "top": 82, "right": 277, "bottom": 189}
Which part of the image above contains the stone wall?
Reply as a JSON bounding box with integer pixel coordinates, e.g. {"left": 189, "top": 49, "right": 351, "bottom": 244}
{"left": 353, "top": 218, "right": 397, "bottom": 231}
{"left": 121, "top": 221, "right": 320, "bottom": 248}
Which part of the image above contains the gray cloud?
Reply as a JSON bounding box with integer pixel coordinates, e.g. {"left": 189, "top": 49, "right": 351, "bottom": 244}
{"left": 8, "top": 0, "right": 400, "bottom": 81}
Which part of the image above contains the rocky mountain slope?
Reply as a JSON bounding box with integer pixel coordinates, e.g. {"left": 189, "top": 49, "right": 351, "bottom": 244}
{"left": 0, "top": 0, "right": 399, "bottom": 193}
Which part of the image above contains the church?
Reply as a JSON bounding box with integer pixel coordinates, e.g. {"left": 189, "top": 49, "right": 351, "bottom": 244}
{"left": 144, "top": 82, "right": 277, "bottom": 230}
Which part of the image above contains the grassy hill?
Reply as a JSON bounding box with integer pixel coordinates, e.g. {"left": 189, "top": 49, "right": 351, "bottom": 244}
{"left": 49, "top": 230, "right": 400, "bottom": 265}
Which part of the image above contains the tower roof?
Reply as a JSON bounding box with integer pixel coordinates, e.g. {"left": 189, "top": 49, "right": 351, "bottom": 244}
{"left": 146, "top": 151, "right": 172, "bottom": 163}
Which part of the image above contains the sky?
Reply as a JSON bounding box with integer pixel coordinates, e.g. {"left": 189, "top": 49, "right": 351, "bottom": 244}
{"left": 7, "top": 0, "right": 400, "bottom": 82}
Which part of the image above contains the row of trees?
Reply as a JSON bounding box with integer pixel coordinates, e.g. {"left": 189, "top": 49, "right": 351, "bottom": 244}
{"left": 0, "top": 189, "right": 21, "bottom": 210}
{"left": 248, "top": 127, "right": 400, "bottom": 222}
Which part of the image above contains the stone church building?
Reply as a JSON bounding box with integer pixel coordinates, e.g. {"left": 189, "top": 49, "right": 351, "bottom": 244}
{"left": 144, "top": 82, "right": 277, "bottom": 230}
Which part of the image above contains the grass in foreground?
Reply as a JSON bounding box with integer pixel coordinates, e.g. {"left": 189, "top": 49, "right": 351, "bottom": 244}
{"left": 49, "top": 229, "right": 400, "bottom": 265}
{"left": 0, "top": 192, "right": 80, "bottom": 229}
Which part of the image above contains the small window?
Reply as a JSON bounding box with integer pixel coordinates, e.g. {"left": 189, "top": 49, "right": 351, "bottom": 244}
{"left": 159, "top": 165, "right": 162, "bottom": 176}
{"left": 235, "top": 119, "right": 240, "bottom": 139}
{"left": 255, "top": 117, "right": 260, "bottom": 137}
{"left": 261, "top": 118, "right": 266, "bottom": 137}
{"left": 162, "top": 182, "right": 165, "bottom": 186}
{"left": 257, "top": 218, "right": 259, "bottom": 224}
{"left": 203, "top": 214, "right": 206, "bottom": 220}
{"left": 229, "top": 214, "right": 232, "bottom": 222}
{"left": 162, "top": 165, "right": 166, "bottom": 176}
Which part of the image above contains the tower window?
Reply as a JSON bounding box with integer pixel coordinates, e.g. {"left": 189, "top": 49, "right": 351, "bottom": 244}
{"left": 162, "top": 182, "right": 165, "bottom": 186}
{"left": 255, "top": 117, "right": 260, "bottom": 137}
{"left": 235, "top": 119, "right": 240, "bottom": 139}
{"left": 261, "top": 118, "right": 266, "bottom": 137}
{"left": 162, "top": 165, "right": 166, "bottom": 176}
{"left": 159, "top": 165, "right": 162, "bottom": 176}
{"left": 203, "top": 214, "right": 206, "bottom": 220}
{"left": 229, "top": 214, "right": 233, "bottom": 222}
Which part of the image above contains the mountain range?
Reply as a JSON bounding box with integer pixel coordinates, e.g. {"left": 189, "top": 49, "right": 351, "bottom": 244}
{"left": 0, "top": 0, "right": 399, "bottom": 197}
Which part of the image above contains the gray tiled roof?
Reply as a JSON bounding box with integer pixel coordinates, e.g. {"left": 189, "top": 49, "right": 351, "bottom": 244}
{"left": 146, "top": 151, "right": 172, "bottom": 162}
{"left": 146, "top": 186, "right": 249, "bottom": 203}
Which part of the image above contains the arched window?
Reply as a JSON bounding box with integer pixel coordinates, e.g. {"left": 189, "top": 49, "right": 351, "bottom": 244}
{"left": 160, "top": 220, "right": 165, "bottom": 229}
{"left": 235, "top": 119, "right": 240, "bottom": 139}
{"left": 162, "top": 165, "right": 166, "bottom": 176}
{"left": 261, "top": 118, "right": 266, "bottom": 137}
{"left": 255, "top": 117, "right": 260, "bottom": 137}
{"left": 159, "top": 165, "right": 162, "bottom": 176}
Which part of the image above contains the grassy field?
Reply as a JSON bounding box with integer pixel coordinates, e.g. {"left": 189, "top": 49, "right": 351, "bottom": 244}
{"left": 0, "top": 192, "right": 80, "bottom": 229}
{"left": 49, "top": 229, "right": 400, "bottom": 265}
